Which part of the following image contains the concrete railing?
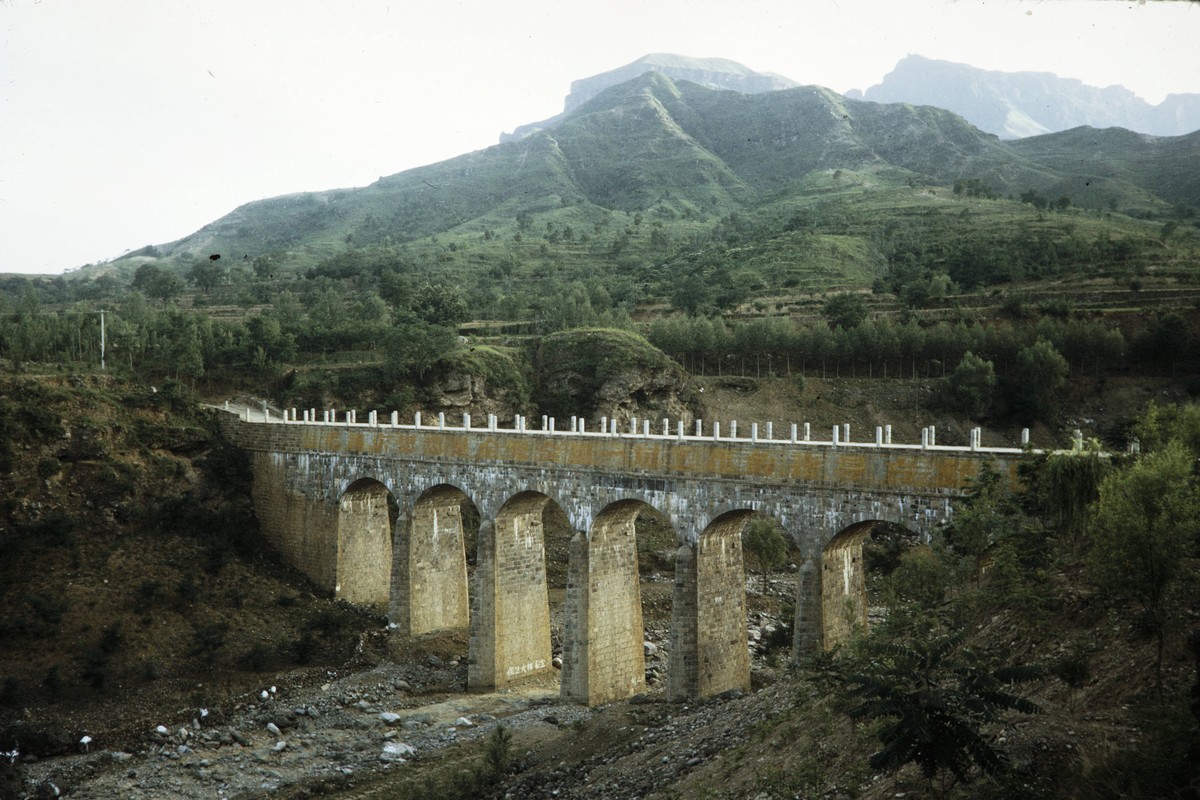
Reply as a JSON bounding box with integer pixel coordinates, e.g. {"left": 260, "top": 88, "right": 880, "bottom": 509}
{"left": 218, "top": 401, "right": 1045, "bottom": 455}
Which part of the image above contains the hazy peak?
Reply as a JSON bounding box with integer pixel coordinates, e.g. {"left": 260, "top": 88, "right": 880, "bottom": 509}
{"left": 501, "top": 53, "right": 798, "bottom": 143}
{"left": 850, "top": 54, "right": 1200, "bottom": 138}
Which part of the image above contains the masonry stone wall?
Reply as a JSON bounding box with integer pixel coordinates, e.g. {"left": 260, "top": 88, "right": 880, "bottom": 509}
{"left": 336, "top": 480, "right": 393, "bottom": 608}
{"left": 407, "top": 486, "right": 470, "bottom": 634}
{"left": 247, "top": 450, "right": 340, "bottom": 592}
{"left": 219, "top": 414, "right": 1024, "bottom": 705}
{"left": 487, "top": 493, "right": 554, "bottom": 689}
{"left": 564, "top": 501, "right": 648, "bottom": 705}
{"left": 695, "top": 512, "right": 752, "bottom": 696}
{"left": 820, "top": 523, "right": 873, "bottom": 651}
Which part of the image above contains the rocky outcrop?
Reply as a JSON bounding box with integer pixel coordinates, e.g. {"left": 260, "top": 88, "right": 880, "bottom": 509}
{"left": 423, "top": 371, "right": 523, "bottom": 421}
{"left": 533, "top": 329, "right": 700, "bottom": 428}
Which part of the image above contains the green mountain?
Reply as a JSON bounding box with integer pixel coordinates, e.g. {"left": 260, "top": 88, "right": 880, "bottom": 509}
{"left": 118, "top": 71, "right": 1199, "bottom": 281}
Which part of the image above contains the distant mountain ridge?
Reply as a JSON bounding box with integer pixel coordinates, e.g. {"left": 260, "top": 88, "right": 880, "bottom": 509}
{"left": 500, "top": 53, "right": 798, "bottom": 143}
{"left": 115, "top": 66, "right": 1200, "bottom": 273}
{"left": 848, "top": 55, "right": 1200, "bottom": 139}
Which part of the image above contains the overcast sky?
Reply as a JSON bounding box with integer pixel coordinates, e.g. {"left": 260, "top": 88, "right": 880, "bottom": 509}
{"left": 2, "top": 0, "right": 1198, "bottom": 276}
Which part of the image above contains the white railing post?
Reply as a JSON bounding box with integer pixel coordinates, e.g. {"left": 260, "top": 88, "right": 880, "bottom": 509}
{"left": 1021, "top": 428, "right": 1030, "bottom": 447}
{"left": 264, "top": 408, "right": 271, "bottom": 422}
{"left": 291, "top": 408, "right": 297, "bottom": 422}
{"left": 662, "top": 418, "right": 668, "bottom": 436}
{"left": 677, "top": 420, "right": 684, "bottom": 439}
{"left": 751, "top": 423, "right": 759, "bottom": 442}
{"left": 643, "top": 419, "right": 650, "bottom": 437}
{"left": 438, "top": 412, "right": 445, "bottom": 429}
{"left": 831, "top": 425, "right": 839, "bottom": 447}
{"left": 843, "top": 423, "right": 850, "bottom": 443}
{"left": 695, "top": 419, "right": 703, "bottom": 437}
{"left": 542, "top": 415, "right": 549, "bottom": 430}
{"left": 766, "top": 422, "right": 773, "bottom": 441}
{"left": 922, "top": 427, "right": 930, "bottom": 449}
{"left": 463, "top": 413, "right": 471, "bottom": 429}
{"left": 803, "top": 423, "right": 811, "bottom": 442}
{"left": 570, "top": 415, "right": 578, "bottom": 433}
{"left": 601, "top": 416, "right": 608, "bottom": 435}
{"left": 630, "top": 417, "right": 638, "bottom": 435}
{"left": 791, "top": 423, "right": 798, "bottom": 443}
{"left": 610, "top": 418, "right": 618, "bottom": 436}
{"left": 713, "top": 421, "right": 721, "bottom": 440}
{"left": 415, "top": 411, "right": 422, "bottom": 428}
{"left": 885, "top": 424, "right": 892, "bottom": 445}
{"left": 929, "top": 425, "right": 937, "bottom": 446}
{"left": 579, "top": 418, "right": 586, "bottom": 434}
{"left": 875, "top": 426, "right": 883, "bottom": 446}
{"left": 730, "top": 420, "right": 738, "bottom": 439}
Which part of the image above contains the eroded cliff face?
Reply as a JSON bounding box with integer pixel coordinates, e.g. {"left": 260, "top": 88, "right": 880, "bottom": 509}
{"left": 582, "top": 363, "right": 698, "bottom": 428}
{"left": 532, "top": 329, "right": 700, "bottom": 428}
{"left": 424, "top": 371, "right": 525, "bottom": 421}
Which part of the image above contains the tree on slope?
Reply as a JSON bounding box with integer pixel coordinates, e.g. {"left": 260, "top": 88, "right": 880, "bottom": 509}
{"left": 846, "top": 631, "right": 1041, "bottom": 797}
{"left": 1088, "top": 440, "right": 1200, "bottom": 690}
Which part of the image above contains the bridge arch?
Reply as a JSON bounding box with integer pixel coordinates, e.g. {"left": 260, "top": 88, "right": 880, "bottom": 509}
{"left": 336, "top": 478, "right": 396, "bottom": 608}
{"left": 820, "top": 520, "right": 918, "bottom": 651}
{"left": 562, "top": 499, "right": 675, "bottom": 705}
{"left": 391, "top": 483, "right": 475, "bottom": 636}
{"left": 469, "top": 490, "right": 564, "bottom": 691}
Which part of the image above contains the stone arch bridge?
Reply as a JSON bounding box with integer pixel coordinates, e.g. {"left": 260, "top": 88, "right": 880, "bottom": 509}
{"left": 216, "top": 409, "right": 1029, "bottom": 706}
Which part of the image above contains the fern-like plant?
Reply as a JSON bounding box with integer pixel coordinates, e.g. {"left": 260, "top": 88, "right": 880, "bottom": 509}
{"left": 845, "top": 631, "right": 1042, "bottom": 796}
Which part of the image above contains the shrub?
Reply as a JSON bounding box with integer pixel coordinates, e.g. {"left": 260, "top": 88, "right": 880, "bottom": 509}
{"left": 189, "top": 623, "right": 227, "bottom": 669}
{"left": 35, "top": 457, "right": 61, "bottom": 479}
{"left": 25, "top": 593, "right": 68, "bottom": 625}
{"left": 238, "top": 644, "right": 277, "bottom": 672}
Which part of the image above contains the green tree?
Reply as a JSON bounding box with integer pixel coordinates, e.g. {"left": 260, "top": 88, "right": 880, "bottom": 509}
{"left": 1009, "top": 338, "right": 1068, "bottom": 423}
{"left": 942, "top": 461, "right": 1021, "bottom": 584}
{"left": 1035, "top": 446, "right": 1110, "bottom": 550}
{"left": 1087, "top": 441, "right": 1200, "bottom": 689}
{"left": 384, "top": 315, "right": 458, "bottom": 381}
{"left": 146, "top": 269, "right": 184, "bottom": 303}
{"left": 823, "top": 293, "right": 868, "bottom": 330}
{"left": 188, "top": 259, "right": 227, "bottom": 294}
{"left": 846, "top": 631, "right": 1042, "bottom": 797}
{"left": 131, "top": 263, "right": 184, "bottom": 302}
{"left": 938, "top": 351, "right": 996, "bottom": 418}
{"left": 411, "top": 283, "right": 468, "bottom": 327}
{"left": 742, "top": 518, "right": 789, "bottom": 593}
